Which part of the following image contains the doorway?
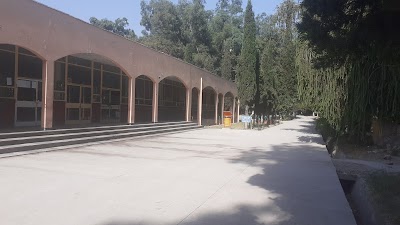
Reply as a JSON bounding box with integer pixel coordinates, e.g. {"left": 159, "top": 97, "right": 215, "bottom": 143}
{"left": 66, "top": 84, "right": 92, "bottom": 124}
{"left": 15, "top": 79, "right": 42, "bottom": 127}
{"left": 101, "top": 89, "right": 121, "bottom": 123}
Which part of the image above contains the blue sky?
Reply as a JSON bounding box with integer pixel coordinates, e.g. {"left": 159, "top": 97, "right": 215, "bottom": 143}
{"left": 36, "top": 0, "right": 283, "bottom": 36}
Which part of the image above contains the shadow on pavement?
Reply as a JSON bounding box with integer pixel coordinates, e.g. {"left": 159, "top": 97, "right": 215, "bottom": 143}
{"left": 101, "top": 205, "right": 266, "bottom": 225}
{"left": 99, "top": 118, "right": 354, "bottom": 225}
{"left": 281, "top": 126, "right": 316, "bottom": 135}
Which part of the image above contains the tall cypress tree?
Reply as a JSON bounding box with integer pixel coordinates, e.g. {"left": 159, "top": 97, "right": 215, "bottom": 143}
{"left": 237, "top": 0, "right": 257, "bottom": 108}
{"left": 221, "top": 39, "right": 234, "bottom": 81}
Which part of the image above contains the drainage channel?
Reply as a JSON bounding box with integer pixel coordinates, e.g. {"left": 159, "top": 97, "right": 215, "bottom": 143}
{"left": 338, "top": 174, "right": 364, "bottom": 225}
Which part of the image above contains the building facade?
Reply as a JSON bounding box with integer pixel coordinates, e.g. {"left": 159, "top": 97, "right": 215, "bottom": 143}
{"left": 0, "top": 0, "right": 239, "bottom": 129}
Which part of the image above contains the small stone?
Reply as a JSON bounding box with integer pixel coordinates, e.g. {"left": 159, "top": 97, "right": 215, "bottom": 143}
{"left": 387, "top": 162, "right": 394, "bottom": 166}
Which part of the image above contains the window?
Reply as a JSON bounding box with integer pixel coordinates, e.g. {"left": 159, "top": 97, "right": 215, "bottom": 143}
{"left": 110, "top": 91, "right": 120, "bottom": 105}
{"left": 0, "top": 44, "right": 15, "bottom": 52}
{"left": 82, "top": 87, "right": 91, "bottom": 104}
{"left": 67, "top": 65, "right": 91, "bottom": 85}
{"left": 103, "top": 64, "right": 120, "bottom": 74}
{"left": 102, "top": 72, "right": 120, "bottom": 89}
{"left": 68, "top": 56, "right": 91, "bottom": 67}
{"left": 93, "top": 70, "right": 101, "bottom": 94}
{"left": 67, "top": 85, "right": 80, "bottom": 103}
{"left": 102, "top": 90, "right": 110, "bottom": 105}
{"left": 56, "top": 57, "right": 66, "bottom": 63}
{"left": 0, "top": 50, "right": 15, "bottom": 88}
{"left": 121, "top": 76, "right": 129, "bottom": 104}
{"left": 93, "top": 69, "right": 101, "bottom": 103}
{"left": 102, "top": 89, "right": 120, "bottom": 105}
{"left": 54, "top": 61, "right": 66, "bottom": 101}
{"left": 159, "top": 78, "right": 185, "bottom": 107}
{"left": 94, "top": 62, "right": 101, "bottom": 70}
{"left": 135, "top": 76, "right": 153, "bottom": 106}
{"left": 19, "top": 48, "right": 36, "bottom": 57}
{"left": 121, "top": 76, "right": 129, "bottom": 97}
{"left": 0, "top": 87, "right": 14, "bottom": 98}
{"left": 18, "top": 54, "right": 42, "bottom": 79}
{"left": 54, "top": 62, "right": 65, "bottom": 91}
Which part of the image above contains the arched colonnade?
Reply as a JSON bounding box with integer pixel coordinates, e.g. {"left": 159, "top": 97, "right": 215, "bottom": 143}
{"left": 0, "top": 45, "right": 239, "bottom": 128}
{"left": 0, "top": 1, "right": 237, "bottom": 129}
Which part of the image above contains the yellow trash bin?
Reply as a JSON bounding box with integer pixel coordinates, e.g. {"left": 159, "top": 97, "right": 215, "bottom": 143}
{"left": 223, "top": 111, "right": 232, "bottom": 127}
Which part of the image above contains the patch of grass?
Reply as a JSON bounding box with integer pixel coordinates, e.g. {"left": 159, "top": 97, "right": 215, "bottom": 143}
{"left": 367, "top": 173, "right": 400, "bottom": 225}
{"left": 230, "top": 122, "right": 245, "bottom": 130}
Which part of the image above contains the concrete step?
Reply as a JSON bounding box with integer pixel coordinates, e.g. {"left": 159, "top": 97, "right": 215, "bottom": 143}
{"left": 0, "top": 121, "right": 189, "bottom": 139}
{"left": 0, "top": 122, "right": 196, "bottom": 147}
{"left": 0, "top": 122, "right": 202, "bottom": 155}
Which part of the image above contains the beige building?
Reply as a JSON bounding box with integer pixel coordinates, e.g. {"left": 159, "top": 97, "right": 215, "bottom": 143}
{"left": 0, "top": 0, "right": 238, "bottom": 129}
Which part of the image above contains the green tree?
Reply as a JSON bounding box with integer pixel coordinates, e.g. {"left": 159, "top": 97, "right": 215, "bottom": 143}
{"left": 221, "top": 39, "right": 234, "bottom": 80}
{"left": 256, "top": 0, "right": 299, "bottom": 117}
{"left": 210, "top": 0, "right": 243, "bottom": 76}
{"left": 237, "top": 0, "right": 257, "bottom": 108}
{"left": 257, "top": 14, "right": 279, "bottom": 116}
{"left": 297, "top": 0, "right": 400, "bottom": 141}
{"left": 297, "top": 0, "right": 400, "bottom": 68}
{"left": 274, "top": 0, "right": 299, "bottom": 116}
{"left": 139, "top": 0, "right": 218, "bottom": 72}
{"left": 139, "top": 0, "right": 185, "bottom": 58}
{"left": 89, "top": 17, "right": 137, "bottom": 40}
{"left": 183, "top": 0, "right": 216, "bottom": 71}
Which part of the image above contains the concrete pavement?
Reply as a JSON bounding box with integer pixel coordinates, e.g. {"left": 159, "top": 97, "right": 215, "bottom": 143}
{"left": 0, "top": 116, "right": 356, "bottom": 225}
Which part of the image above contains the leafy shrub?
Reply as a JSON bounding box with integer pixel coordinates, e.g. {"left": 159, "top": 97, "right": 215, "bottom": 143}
{"left": 316, "top": 117, "right": 337, "bottom": 141}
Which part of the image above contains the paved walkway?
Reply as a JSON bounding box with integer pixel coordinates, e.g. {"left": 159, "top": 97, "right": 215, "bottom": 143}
{"left": 0, "top": 117, "right": 356, "bottom": 225}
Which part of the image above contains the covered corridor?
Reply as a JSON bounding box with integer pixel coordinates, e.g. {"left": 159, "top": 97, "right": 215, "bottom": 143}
{"left": 0, "top": 0, "right": 238, "bottom": 129}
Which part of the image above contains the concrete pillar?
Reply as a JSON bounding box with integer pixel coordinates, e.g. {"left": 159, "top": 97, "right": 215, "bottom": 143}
{"left": 237, "top": 99, "right": 240, "bottom": 123}
{"left": 214, "top": 93, "right": 218, "bottom": 125}
{"left": 152, "top": 82, "right": 159, "bottom": 123}
{"left": 128, "top": 77, "right": 135, "bottom": 124}
{"left": 198, "top": 78, "right": 203, "bottom": 126}
{"left": 220, "top": 95, "right": 225, "bottom": 125}
{"left": 41, "top": 60, "right": 54, "bottom": 130}
{"left": 232, "top": 98, "right": 236, "bottom": 124}
{"left": 185, "top": 88, "right": 191, "bottom": 122}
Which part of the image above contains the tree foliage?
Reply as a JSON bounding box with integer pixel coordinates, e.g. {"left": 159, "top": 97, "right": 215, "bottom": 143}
{"left": 297, "top": 0, "right": 400, "bottom": 141}
{"left": 237, "top": 0, "right": 257, "bottom": 105}
{"left": 90, "top": 0, "right": 301, "bottom": 118}
{"left": 89, "top": 17, "right": 137, "bottom": 40}
{"left": 89, "top": 0, "right": 400, "bottom": 136}
{"left": 184, "top": 0, "right": 216, "bottom": 71}
{"left": 256, "top": 0, "right": 299, "bottom": 116}
{"left": 298, "top": 0, "right": 400, "bottom": 67}
{"left": 139, "top": 0, "right": 185, "bottom": 58}
{"left": 210, "top": 0, "right": 243, "bottom": 78}
{"left": 137, "top": 0, "right": 247, "bottom": 76}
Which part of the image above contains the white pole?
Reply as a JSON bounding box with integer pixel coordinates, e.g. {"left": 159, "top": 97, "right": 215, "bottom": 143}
{"left": 198, "top": 78, "right": 203, "bottom": 126}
